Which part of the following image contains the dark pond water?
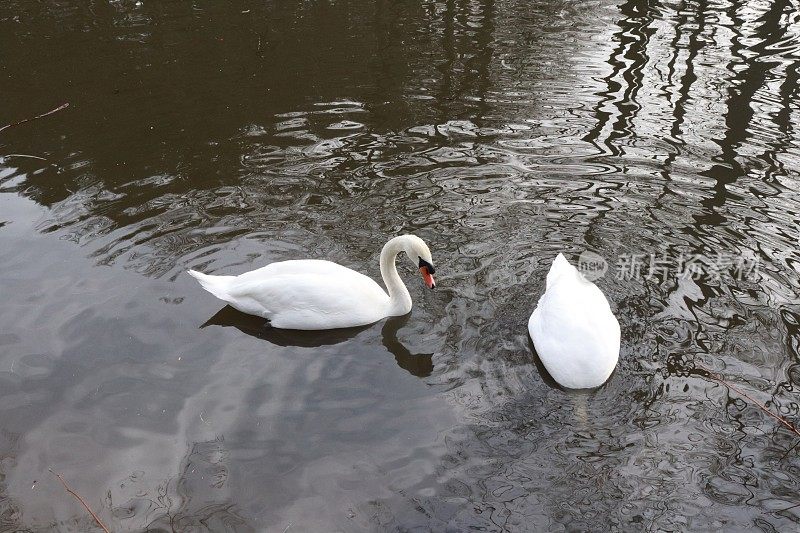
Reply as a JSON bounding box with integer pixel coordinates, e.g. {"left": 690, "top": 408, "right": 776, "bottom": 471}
{"left": 2, "top": 0, "right": 800, "bottom": 531}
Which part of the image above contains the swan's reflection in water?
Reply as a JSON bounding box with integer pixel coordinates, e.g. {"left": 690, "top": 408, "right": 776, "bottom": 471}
{"left": 380, "top": 313, "right": 434, "bottom": 378}
{"left": 201, "top": 305, "right": 366, "bottom": 346}
{"left": 201, "top": 306, "right": 434, "bottom": 377}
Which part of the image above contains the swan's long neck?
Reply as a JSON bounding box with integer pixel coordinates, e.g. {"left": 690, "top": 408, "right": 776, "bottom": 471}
{"left": 380, "top": 236, "right": 413, "bottom": 316}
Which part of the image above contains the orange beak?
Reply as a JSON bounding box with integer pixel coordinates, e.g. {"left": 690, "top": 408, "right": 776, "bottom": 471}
{"left": 419, "top": 266, "right": 436, "bottom": 289}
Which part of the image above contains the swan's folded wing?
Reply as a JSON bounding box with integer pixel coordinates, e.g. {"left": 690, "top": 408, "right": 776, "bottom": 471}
{"left": 226, "top": 271, "right": 390, "bottom": 329}
{"left": 234, "top": 259, "right": 355, "bottom": 282}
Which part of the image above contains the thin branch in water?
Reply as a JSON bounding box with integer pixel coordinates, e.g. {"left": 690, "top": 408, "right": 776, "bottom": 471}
{"left": 781, "top": 439, "right": 800, "bottom": 461}
{"left": 697, "top": 364, "right": 800, "bottom": 440}
{"left": 698, "top": 365, "right": 800, "bottom": 518}
{"left": 777, "top": 501, "right": 800, "bottom": 514}
{"left": 3, "top": 154, "right": 48, "bottom": 161}
{"left": 49, "top": 469, "right": 111, "bottom": 533}
{"left": 0, "top": 103, "right": 70, "bottom": 134}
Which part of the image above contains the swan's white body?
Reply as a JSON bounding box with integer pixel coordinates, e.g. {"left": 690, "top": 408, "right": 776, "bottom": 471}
{"left": 188, "top": 235, "right": 435, "bottom": 330}
{"left": 528, "top": 253, "right": 620, "bottom": 389}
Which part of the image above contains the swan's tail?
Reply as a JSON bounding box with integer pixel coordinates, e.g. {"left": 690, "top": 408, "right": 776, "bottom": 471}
{"left": 187, "top": 270, "right": 236, "bottom": 301}
{"left": 545, "top": 253, "right": 574, "bottom": 288}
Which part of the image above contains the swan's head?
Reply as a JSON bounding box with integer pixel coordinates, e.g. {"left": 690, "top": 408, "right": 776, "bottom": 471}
{"left": 402, "top": 235, "right": 436, "bottom": 290}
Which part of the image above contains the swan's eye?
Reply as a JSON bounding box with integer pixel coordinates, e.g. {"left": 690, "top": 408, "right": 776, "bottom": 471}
{"left": 418, "top": 257, "right": 436, "bottom": 274}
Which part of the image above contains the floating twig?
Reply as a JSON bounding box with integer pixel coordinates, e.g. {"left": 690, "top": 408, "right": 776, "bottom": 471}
{"left": 781, "top": 440, "right": 800, "bottom": 461}
{"left": 697, "top": 365, "right": 800, "bottom": 516}
{"left": 49, "top": 469, "right": 111, "bottom": 533}
{"left": 697, "top": 364, "right": 800, "bottom": 439}
{"left": 777, "top": 501, "right": 800, "bottom": 514}
{"left": 0, "top": 103, "right": 69, "bottom": 134}
{"left": 3, "top": 153, "right": 48, "bottom": 161}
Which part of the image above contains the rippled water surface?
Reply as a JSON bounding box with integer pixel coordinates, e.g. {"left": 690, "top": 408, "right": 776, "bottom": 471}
{"left": 2, "top": 0, "right": 800, "bottom": 531}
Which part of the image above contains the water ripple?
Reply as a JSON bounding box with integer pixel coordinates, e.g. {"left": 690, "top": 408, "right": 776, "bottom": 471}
{"left": 2, "top": 0, "right": 800, "bottom": 530}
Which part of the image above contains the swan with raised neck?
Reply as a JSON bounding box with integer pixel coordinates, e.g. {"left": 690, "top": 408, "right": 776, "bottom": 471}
{"left": 380, "top": 234, "right": 434, "bottom": 316}
{"left": 188, "top": 234, "right": 436, "bottom": 330}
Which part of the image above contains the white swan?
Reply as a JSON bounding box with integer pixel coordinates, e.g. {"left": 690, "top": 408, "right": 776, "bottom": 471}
{"left": 188, "top": 235, "right": 436, "bottom": 330}
{"left": 528, "top": 253, "right": 620, "bottom": 389}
